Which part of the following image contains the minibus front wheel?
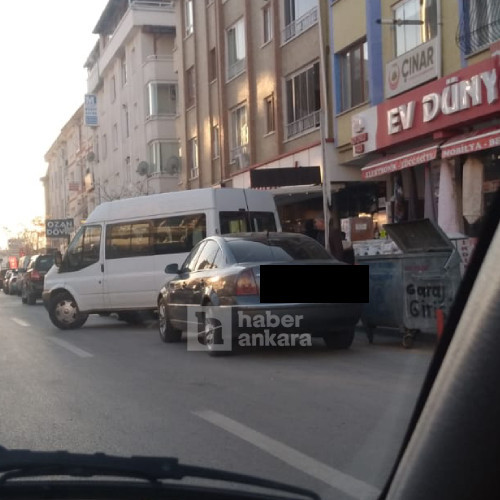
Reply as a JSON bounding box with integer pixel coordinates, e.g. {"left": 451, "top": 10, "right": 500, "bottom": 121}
{"left": 48, "top": 291, "right": 89, "bottom": 330}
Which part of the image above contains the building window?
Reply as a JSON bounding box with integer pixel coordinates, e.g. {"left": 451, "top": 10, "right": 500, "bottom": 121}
{"left": 208, "top": 48, "right": 217, "bottom": 82}
{"left": 230, "top": 104, "right": 249, "bottom": 168}
{"left": 263, "top": 5, "right": 273, "bottom": 44}
{"left": 265, "top": 94, "right": 275, "bottom": 134}
{"left": 188, "top": 137, "right": 199, "bottom": 179}
{"left": 185, "top": 0, "right": 194, "bottom": 37}
{"left": 147, "top": 82, "right": 177, "bottom": 116}
{"left": 285, "top": 62, "right": 320, "bottom": 139}
{"left": 149, "top": 141, "right": 181, "bottom": 175}
{"left": 457, "top": 0, "right": 499, "bottom": 55}
{"left": 121, "top": 55, "right": 127, "bottom": 86}
{"left": 227, "top": 18, "right": 246, "bottom": 80}
{"left": 102, "top": 134, "right": 107, "bottom": 160}
{"left": 338, "top": 41, "right": 369, "bottom": 112}
{"left": 186, "top": 66, "right": 196, "bottom": 108}
{"left": 124, "top": 107, "right": 129, "bottom": 138}
{"left": 212, "top": 125, "right": 220, "bottom": 159}
{"left": 112, "top": 124, "right": 118, "bottom": 150}
{"left": 282, "top": 0, "right": 318, "bottom": 43}
{"left": 393, "top": 0, "right": 438, "bottom": 57}
{"left": 110, "top": 75, "right": 116, "bottom": 103}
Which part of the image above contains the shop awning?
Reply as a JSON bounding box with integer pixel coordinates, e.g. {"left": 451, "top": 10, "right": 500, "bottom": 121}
{"left": 361, "top": 142, "right": 440, "bottom": 180}
{"left": 441, "top": 127, "right": 500, "bottom": 159}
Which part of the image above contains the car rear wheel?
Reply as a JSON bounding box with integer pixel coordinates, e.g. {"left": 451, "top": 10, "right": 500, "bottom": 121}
{"left": 204, "top": 317, "right": 231, "bottom": 357}
{"left": 48, "top": 291, "right": 88, "bottom": 330}
{"left": 158, "top": 298, "right": 182, "bottom": 343}
{"left": 21, "top": 284, "right": 28, "bottom": 304}
{"left": 323, "top": 328, "right": 355, "bottom": 350}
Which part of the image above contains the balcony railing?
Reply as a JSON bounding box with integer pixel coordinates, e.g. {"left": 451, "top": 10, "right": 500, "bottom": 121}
{"left": 456, "top": 3, "right": 500, "bottom": 54}
{"left": 286, "top": 110, "right": 320, "bottom": 139}
{"left": 227, "top": 58, "right": 246, "bottom": 81}
{"left": 230, "top": 144, "right": 250, "bottom": 169}
{"left": 282, "top": 7, "right": 318, "bottom": 44}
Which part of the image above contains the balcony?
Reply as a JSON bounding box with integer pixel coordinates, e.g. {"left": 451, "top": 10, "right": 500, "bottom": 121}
{"left": 286, "top": 110, "right": 320, "bottom": 139}
{"left": 92, "top": 1, "right": 176, "bottom": 78}
{"left": 227, "top": 58, "right": 246, "bottom": 81}
{"left": 456, "top": 3, "right": 500, "bottom": 55}
{"left": 282, "top": 7, "right": 318, "bottom": 44}
{"left": 230, "top": 144, "right": 250, "bottom": 170}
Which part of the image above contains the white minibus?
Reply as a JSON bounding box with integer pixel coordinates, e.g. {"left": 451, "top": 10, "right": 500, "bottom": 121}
{"left": 43, "top": 188, "right": 281, "bottom": 329}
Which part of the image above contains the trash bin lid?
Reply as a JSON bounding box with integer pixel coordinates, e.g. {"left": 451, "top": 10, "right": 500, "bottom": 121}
{"left": 383, "top": 219, "right": 454, "bottom": 253}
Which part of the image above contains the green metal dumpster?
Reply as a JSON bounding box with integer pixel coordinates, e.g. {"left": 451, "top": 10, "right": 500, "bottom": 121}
{"left": 357, "top": 219, "right": 462, "bottom": 348}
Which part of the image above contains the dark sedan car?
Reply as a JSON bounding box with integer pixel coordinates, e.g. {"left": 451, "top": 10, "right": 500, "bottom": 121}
{"left": 21, "top": 254, "right": 55, "bottom": 305}
{"left": 157, "top": 232, "right": 364, "bottom": 355}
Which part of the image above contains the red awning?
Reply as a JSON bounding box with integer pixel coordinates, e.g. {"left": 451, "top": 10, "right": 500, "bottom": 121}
{"left": 441, "top": 127, "right": 500, "bottom": 159}
{"left": 361, "top": 143, "right": 440, "bottom": 180}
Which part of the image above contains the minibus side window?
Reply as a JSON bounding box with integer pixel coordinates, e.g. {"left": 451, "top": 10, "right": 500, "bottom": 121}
{"left": 153, "top": 213, "right": 206, "bottom": 255}
{"left": 106, "top": 221, "right": 153, "bottom": 259}
{"left": 219, "top": 211, "right": 277, "bottom": 234}
{"left": 62, "top": 225, "right": 102, "bottom": 272}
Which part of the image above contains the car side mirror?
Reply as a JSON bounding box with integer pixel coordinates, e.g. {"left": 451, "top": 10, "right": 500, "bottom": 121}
{"left": 165, "top": 263, "right": 180, "bottom": 274}
{"left": 54, "top": 251, "right": 63, "bottom": 268}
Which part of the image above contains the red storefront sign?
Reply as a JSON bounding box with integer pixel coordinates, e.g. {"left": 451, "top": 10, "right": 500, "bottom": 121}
{"left": 441, "top": 127, "right": 500, "bottom": 159}
{"left": 376, "top": 57, "right": 500, "bottom": 149}
{"left": 361, "top": 143, "right": 440, "bottom": 179}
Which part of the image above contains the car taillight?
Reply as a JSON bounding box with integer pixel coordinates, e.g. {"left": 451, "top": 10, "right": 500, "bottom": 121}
{"left": 31, "top": 270, "right": 42, "bottom": 280}
{"left": 235, "top": 269, "right": 258, "bottom": 296}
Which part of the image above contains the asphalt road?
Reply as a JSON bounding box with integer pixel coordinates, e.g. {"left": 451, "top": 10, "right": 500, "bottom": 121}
{"left": 0, "top": 292, "right": 435, "bottom": 500}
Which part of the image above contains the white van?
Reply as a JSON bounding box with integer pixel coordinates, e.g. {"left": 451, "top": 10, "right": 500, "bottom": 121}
{"left": 42, "top": 188, "right": 281, "bottom": 330}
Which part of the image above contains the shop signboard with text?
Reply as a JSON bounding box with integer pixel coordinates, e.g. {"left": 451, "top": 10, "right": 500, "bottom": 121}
{"left": 376, "top": 57, "right": 500, "bottom": 149}
{"left": 385, "top": 37, "right": 441, "bottom": 99}
{"left": 351, "top": 57, "right": 500, "bottom": 153}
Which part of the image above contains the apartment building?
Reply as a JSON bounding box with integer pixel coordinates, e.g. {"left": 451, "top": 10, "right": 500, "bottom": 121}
{"left": 332, "top": 0, "right": 500, "bottom": 245}
{"left": 43, "top": 105, "right": 94, "bottom": 250}
{"left": 174, "top": 0, "right": 361, "bottom": 233}
{"left": 43, "top": 0, "right": 180, "bottom": 242}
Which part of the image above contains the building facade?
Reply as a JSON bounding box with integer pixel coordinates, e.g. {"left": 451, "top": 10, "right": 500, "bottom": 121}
{"left": 332, "top": 0, "right": 500, "bottom": 249}
{"left": 174, "top": 0, "right": 363, "bottom": 235}
{"left": 43, "top": 0, "right": 181, "bottom": 244}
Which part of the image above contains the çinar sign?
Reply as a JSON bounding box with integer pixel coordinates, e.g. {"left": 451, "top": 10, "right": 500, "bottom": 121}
{"left": 46, "top": 219, "right": 74, "bottom": 238}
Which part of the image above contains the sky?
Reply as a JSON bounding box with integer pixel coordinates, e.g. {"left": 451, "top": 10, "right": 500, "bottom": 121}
{"left": 0, "top": 0, "right": 109, "bottom": 249}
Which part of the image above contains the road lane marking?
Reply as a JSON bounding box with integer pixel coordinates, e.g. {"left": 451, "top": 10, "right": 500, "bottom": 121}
{"left": 194, "top": 410, "right": 379, "bottom": 500}
{"left": 48, "top": 337, "right": 93, "bottom": 358}
{"left": 12, "top": 318, "right": 30, "bottom": 327}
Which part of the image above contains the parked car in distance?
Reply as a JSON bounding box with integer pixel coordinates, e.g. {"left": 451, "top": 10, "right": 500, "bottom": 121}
{"left": 16, "top": 255, "right": 32, "bottom": 297}
{"left": 157, "top": 232, "right": 364, "bottom": 355}
{"left": 7, "top": 269, "right": 19, "bottom": 295}
{"left": 22, "top": 254, "right": 55, "bottom": 305}
{"left": 0, "top": 269, "right": 9, "bottom": 290}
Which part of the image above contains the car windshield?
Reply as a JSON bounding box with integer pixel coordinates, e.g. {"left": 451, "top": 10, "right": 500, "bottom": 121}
{"left": 227, "top": 236, "right": 333, "bottom": 262}
{"left": 0, "top": 1, "right": 499, "bottom": 500}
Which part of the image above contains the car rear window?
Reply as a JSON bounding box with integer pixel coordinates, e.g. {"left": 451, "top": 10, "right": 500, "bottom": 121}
{"left": 226, "top": 237, "right": 333, "bottom": 262}
{"left": 36, "top": 256, "right": 55, "bottom": 271}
